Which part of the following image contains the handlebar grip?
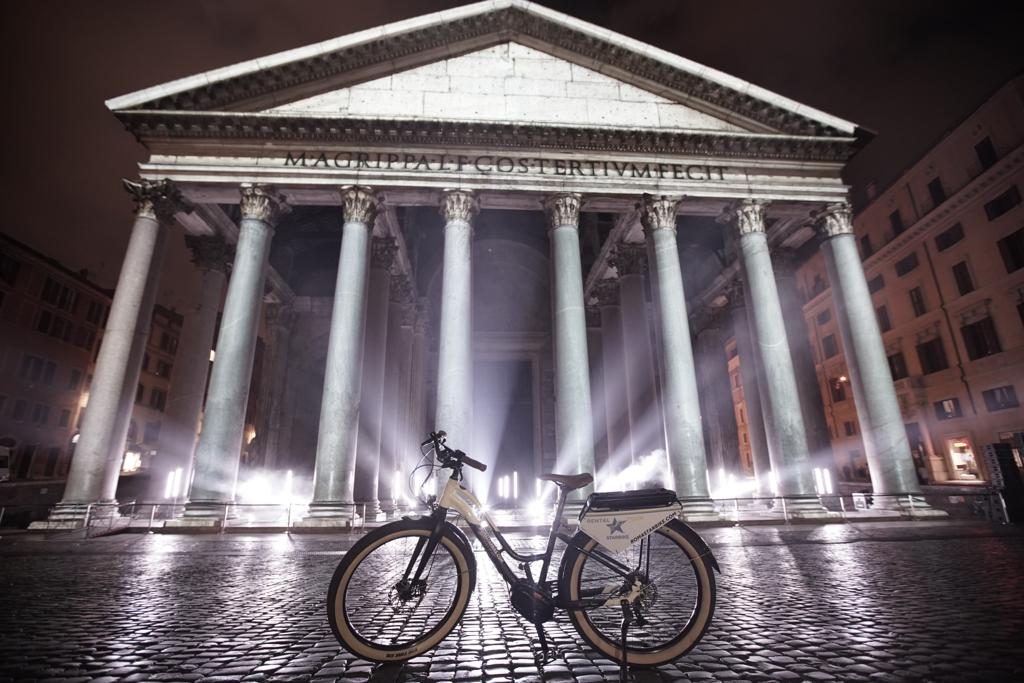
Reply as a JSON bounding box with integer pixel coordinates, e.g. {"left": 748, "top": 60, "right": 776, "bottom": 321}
{"left": 461, "top": 454, "right": 487, "bottom": 472}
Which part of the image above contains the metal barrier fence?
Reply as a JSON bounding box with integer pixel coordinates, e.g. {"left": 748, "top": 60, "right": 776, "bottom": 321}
{"left": 0, "top": 489, "right": 1011, "bottom": 532}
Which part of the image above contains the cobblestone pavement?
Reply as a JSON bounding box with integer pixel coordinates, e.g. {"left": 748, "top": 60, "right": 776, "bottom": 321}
{"left": 0, "top": 522, "right": 1022, "bottom": 683}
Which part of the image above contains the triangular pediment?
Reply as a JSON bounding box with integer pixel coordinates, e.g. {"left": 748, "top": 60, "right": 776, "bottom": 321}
{"left": 107, "top": 0, "right": 859, "bottom": 139}
{"left": 264, "top": 43, "right": 748, "bottom": 132}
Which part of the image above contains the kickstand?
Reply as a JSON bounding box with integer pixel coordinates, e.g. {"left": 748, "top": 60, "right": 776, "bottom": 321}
{"left": 534, "top": 622, "right": 552, "bottom": 665}
{"left": 619, "top": 600, "right": 632, "bottom": 682}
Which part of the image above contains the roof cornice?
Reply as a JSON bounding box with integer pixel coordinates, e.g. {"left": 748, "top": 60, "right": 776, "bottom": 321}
{"left": 117, "top": 111, "right": 858, "bottom": 162}
{"left": 106, "top": 1, "right": 857, "bottom": 138}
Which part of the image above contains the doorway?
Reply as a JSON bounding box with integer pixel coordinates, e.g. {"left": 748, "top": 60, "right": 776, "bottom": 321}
{"left": 472, "top": 359, "right": 535, "bottom": 507}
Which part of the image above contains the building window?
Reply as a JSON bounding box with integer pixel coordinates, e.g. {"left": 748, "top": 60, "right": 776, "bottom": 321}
{"left": 810, "top": 273, "right": 827, "bottom": 297}
{"left": 86, "top": 300, "right": 107, "bottom": 325}
{"left": 142, "top": 353, "right": 150, "bottom": 372}
{"left": 0, "top": 395, "right": 6, "bottom": 416}
{"left": 975, "top": 136, "right": 997, "bottom": 170}
{"left": 887, "top": 351, "right": 909, "bottom": 380}
{"left": 40, "top": 277, "right": 78, "bottom": 313}
{"left": 934, "top": 397, "right": 962, "bottom": 421}
{"left": 830, "top": 379, "right": 847, "bottom": 403}
{"left": 822, "top": 334, "right": 838, "bottom": 359}
{"left": 43, "top": 448, "right": 60, "bottom": 477}
{"left": 31, "top": 404, "right": 49, "bottom": 426}
{"left": 843, "top": 421, "right": 858, "bottom": 437}
{"left": 909, "top": 286, "right": 927, "bottom": 317}
{"left": 952, "top": 261, "right": 974, "bottom": 295}
{"left": 149, "top": 388, "right": 167, "bottom": 412}
{"left": 144, "top": 421, "right": 162, "bottom": 444}
{"left": 73, "top": 327, "right": 96, "bottom": 351}
{"left": 136, "top": 383, "right": 145, "bottom": 404}
{"left": 997, "top": 227, "right": 1024, "bottom": 273}
{"left": 860, "top": 235, "right": 874, "bottom": 259}
{"left": 58, "top": 409, "right": 71, "bottom": 427}
{"left": 984, "top": 186, "right": 1021, "bottom": 221}
{"left": 917, "top": 337, "right": 949, "bottom": 374}
{"left": 0, "top": 251, "right": 20, "bottom": 286}
{"left": 12, "top": 399, "right": 28, "bottom": 421}
{"left": 876, "top": 305, "right": 892, "bottom": 332}
{"left": 935, "top": 223, "right": 964, "bottom": 252}
{"left": 868, "top": 274, "right": 885, "bottom": 293}
{"left": 816, "top": 309, "right": 832, "bottom": 325}
{"left": 961, "top": 317, "right": 1002, "bottom": 360}
{"left": 18, "top": 355, "right": 56, "bottom": 386}
{"left": 927, "top": 177, "right": 946, "bottom": 206}
{"left": 895, "top": 253, "right": 919, "bottom": 277}
{"left": 982, "top": 385, "right": 1019, "bottom": 412}
{"left": 155, "top": 360, "right": 173, "bottom": 378}
{"left": 889, "top": 210, "right": 905, "bottom": 236}
{"left": 159, "top": 332, "right": 178, "bottom": 355}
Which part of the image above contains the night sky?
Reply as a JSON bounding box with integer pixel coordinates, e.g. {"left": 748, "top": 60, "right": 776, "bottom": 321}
{"left": 2, "top": 0, "right": 1021, "bottom": 311}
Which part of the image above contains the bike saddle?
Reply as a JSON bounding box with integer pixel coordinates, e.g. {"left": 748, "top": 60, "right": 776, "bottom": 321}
{"left": 539, "top": 472, "right": 593, "bottom": 491}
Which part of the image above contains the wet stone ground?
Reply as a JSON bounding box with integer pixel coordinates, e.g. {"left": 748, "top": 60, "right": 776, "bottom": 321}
{"left": 0, "top": 522, "right": 1022, "bottom": 683}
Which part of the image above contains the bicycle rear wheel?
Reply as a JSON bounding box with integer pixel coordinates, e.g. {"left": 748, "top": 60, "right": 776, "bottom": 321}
{"left": 559, "top": 519, "right": 716, "bottom": 667}
{"left": 327, "top": 518, "right": 476, "bottom": 662}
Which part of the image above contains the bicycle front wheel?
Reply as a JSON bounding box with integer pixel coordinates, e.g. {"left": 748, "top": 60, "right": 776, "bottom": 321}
{"left": 560, "top": 519, "right": 716, "bottom": 667}
{"left": 327, "top": 518, "right": 476, "bottom": 663}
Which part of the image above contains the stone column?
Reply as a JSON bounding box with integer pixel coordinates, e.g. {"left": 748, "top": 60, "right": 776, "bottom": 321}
{"left": 610, "top": 243, "right": 662, "bottom": 464}
{"left": 594, "top": 279, "right": 631, "bottom": 476}
{"left": 434, "top": 190, "right": 477, "bottom": 480}
{"left": 818, "top": 204, "right": 940, "bottom": 514}
{"left": 380, "top": 274, "right": 410, "bottom": 515}
{"left": 303, "top": 187, "right": 378, "bottom": 522}
{"left": 352, "top": 238, "right": 395, "bottom": 518}
{"left": 640, "top": 195, "right": 714, "bottom": 517}
{"left": 393, "top": 300, "right": 416, "bottom": 508}
{"left": 544, "top": 193, "right": 596, "bottom": 497}
{"left": 585, "top": 306, "right": 609, "bottom": 480}
{"left": 179, "top": 184, "right": 286, "bottom": 523}
{"left": 728, "top": 200, "right": 826, "bottom": 517}
{"left": 406, "top": 302, "right": 429, "bottom": 454}
{"left": 774, "top": 250, "right": 837, "bottom": 486}
{"left": 254, "top": 302, "right": 294, "bottom": 472}
{"left": 152, "top": 236, "right": 230, "bottom": 501}
{"left": 694, "top": 321, "right": 741, "bottom": 484}
{"left": 727, "top": 285, "right": 773, "bottom": 496}
{"left": 42, "top": 180, "right": 184, "bottom": 526}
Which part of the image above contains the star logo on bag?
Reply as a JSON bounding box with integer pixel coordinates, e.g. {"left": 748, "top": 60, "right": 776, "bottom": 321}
{"left": 606, "top": 518, "right": 625, "bottom": 534}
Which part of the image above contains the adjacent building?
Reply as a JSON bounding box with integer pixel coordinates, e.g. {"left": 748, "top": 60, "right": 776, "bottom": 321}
{"left": 793, "top": 76, "right": 1024, "bottom": 485}
{"left": 0, "top": 233, "right": 181, "bottom": 484}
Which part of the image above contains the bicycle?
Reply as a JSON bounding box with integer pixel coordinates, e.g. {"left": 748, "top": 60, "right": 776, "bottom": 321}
{"left": 327, "top": 430, "right": 720, "bottom": 677}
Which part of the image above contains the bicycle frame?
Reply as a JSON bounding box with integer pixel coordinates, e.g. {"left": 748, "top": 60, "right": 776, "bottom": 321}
{"left": 411, "top": 473, "right": 639, "bottom": 610}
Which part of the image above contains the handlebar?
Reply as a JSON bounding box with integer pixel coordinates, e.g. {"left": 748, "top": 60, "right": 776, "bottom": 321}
{"left": 421, "top": 430, "right": 487, "bottom": 472}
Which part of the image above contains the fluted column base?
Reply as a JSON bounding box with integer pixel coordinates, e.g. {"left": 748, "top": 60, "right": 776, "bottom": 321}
{"left": 780, "top": 496, "right": 837, "bottom": 520}
{"left": 293, "top": 501, "right": 361, "bottom": 527}
{"left": 678, "top": 497, "right": 720, "bottom": 522}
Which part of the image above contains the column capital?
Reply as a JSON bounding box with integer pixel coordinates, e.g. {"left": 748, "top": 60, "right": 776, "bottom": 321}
{"left": 264, "top": 302, "right": 296, "bottom": 329}
{"left": 593, "top": 278, "right": 620, "bottom": 307}
{"left": 818, "top": 203, "right": 854, "bottom": 237}
{"left": 184, "top": 235, "right": 233, "bottom": 274}
{"left": 339, "top": 186, "right": 379, "bottom": 225}
{"left": 543, "top": 193, "right": 582, "bottom": 229}
{"left": 389, "top": 273, "right": 414, "bottom": 305}
{"left": 728, "top": 199, "right": 768, "bottom": 236}
{"left": 240, "top": 184, "right": 288, "bottom": 224}
{"left": 639, "top": 194, "right": 681, "bottom": 233}
{"left": 371, "top": 236, "right": 397, "bottom": 270}
{"left": 440, "top": 189, "right": 478, "bottom": 223}
{"left": 610, "top": 241, "right": 648, "bottom": 276}
{"left": 123, "top": 178, "right": 191, "bottom": 223}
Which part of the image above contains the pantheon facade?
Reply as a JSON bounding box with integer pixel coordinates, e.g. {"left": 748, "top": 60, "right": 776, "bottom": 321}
{"left": 38, "top": 0, "right": 936, "bottom": 526}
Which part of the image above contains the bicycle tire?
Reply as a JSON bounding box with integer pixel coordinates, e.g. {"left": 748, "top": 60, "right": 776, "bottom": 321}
{"left": 559, "top": 518, "right": 716, "bottom": 667}
{"left": 327, "top": 517, "right": 476, "bottom": 663}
